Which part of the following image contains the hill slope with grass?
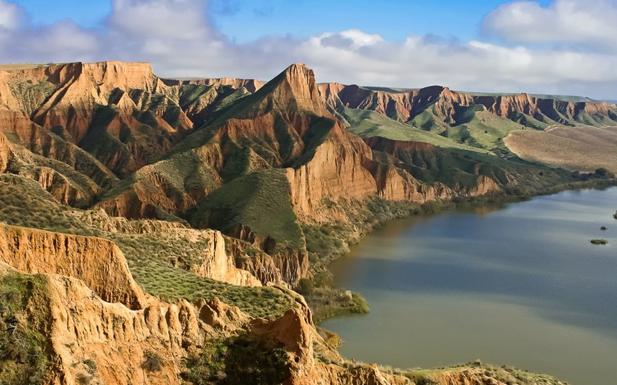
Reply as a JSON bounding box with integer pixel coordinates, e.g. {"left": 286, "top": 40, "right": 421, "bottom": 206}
{"left": 0, "top": 60, "right": 612, "bottom": 385}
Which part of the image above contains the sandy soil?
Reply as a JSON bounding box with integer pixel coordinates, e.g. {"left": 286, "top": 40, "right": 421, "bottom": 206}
{"left": 504, "top": 125, "right": 617, "bottom": 173}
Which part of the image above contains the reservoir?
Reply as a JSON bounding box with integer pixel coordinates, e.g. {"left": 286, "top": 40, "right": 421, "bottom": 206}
{"left": 322, "top": 187, "right": 617, "bottom": 385}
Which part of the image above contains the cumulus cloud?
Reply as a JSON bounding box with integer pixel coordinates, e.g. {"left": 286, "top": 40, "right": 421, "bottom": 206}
{"left": 483, "top": 0, "right": 617, "bottom": 49}
{"left": 0, "top": 0, "right": 20, "bottom": 30}
{"left": 318, "top": 29, "right": 384, "bottom": 50}
{"left": 0, "top": 0, "right": 616, "bottom": 99}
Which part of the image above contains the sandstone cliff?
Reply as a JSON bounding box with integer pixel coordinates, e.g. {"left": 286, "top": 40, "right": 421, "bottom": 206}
{"left": 0, "top": 261, "right": 567, "bottom": 385}
{"left": 319, "top": 82, "right": 617, "bottom": 127}
{"left": 0, "top": 61, "right": 588, "bottom": 385}
{"left": 0, "top": 222, "right": 145, "bottom": 309}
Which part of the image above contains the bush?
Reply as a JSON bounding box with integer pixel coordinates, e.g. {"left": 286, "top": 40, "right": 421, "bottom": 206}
{"left": 83, "top": 359, "right": 97, "bottom": 374}
{"left": 142, "top": 351, "right": 163, "bottom": 372}
{"left": 593, "top": 167, "right": 612, "bottom": 178}
{"left": 182, "top": 336, "right": 290, "bottom": 385}
{"left": 297, "top": 278, "right": 314, "bottom": 295}
{"left": 0, "top": 273, "right": 52, "bottom": 385}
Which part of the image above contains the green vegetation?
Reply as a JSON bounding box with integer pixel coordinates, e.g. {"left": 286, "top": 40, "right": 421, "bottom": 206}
{"left": 182, "top": 336, "right": 290, "bottom": 385}
{"left": 300, "top": 198, "right": 423, "bottom": 323}
{"left": 117, "top": 238, "right": 292, "bottom": 318}
{"left": 404, "top": 361, "right": 565, "bottom": 385}
{"left": 0, "top": 272, "right": 52, "bottom": 385}
{"left": 8, "top": 79, "right": 56, "bottom": 115}
{"left": 343, "top": 103, "right": 534, "bottom": 156}
{"left": 590, "top": 239, "right": 608, "bottom": 245}
{"left": 341, "top": 107, "right": 480, "bottom": 151}
{"left": 0, "top": 174, "right": 86, "bottom": 232}
{"left": 0, "top": 174, "right": 293, "bottom": 319}
{"left": 451, "top": 110, "right": 528, "bottom": 151}
{"left": 142, "top": 351, "right": 162, "bottom": 372}
{"left": 190, "top": 169, "right": 304, "bottom": 253}
{"left": 307, "top": 288, "right": 369, "bottom": 324}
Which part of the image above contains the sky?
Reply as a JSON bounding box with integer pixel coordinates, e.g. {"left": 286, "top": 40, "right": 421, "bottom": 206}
{"left": 1, "top": 0, "right": 616, "bottom": 99}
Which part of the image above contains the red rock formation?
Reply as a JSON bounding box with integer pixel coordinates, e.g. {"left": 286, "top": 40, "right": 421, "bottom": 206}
{"left": 164, "top": 76, "right": 264, "bottom": 93}
{"left": 320, "top": 82, "right": 617, "bottom": 126}
{"left": 0, "top": 223, "right": 145, "bottom": 309}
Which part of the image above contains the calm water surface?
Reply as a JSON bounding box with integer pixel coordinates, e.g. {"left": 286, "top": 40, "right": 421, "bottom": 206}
{"left": 322, "top": 188, "right": 617, "bottom": 385}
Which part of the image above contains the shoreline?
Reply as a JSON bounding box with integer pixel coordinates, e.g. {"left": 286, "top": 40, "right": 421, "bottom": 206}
{"left": 312, "top": 181, "right": 617, "bottom": 385}
{"left": 305, "top": 177, "right": 617, "bottom": 324}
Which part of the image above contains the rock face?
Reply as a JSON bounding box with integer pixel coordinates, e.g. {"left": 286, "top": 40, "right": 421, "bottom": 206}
{"left": 1, "top": 60, "right": 543, "bottom": 286}
{"left": 0, "top": 223, "right": 145, "bottom": 309}
{"left": 1, "top": 259, "right": 565, "bottom": 385}
{"left": 0, "top": 132, "right": 10, "bottom": 172}
{"left": 0, "top": 60, "right": 585, "bottom": 385}
{"left": 38, "top": 270, "right": 246, "bottom": 385}
{"left": 285, "top": 124, "right": 378, "bottom": 216}
{"left": 189, "top": 230, "right": 262, "bottom": 286}
{"left": 320, "top": 83, "right": 617, "bottom": 127}
{"left": 0, "top": 257, "right": 415, "bottom": 385}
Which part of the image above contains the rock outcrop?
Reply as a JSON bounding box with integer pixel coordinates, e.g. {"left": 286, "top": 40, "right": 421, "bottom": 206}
{"left": 0, "top": 223, "right": 145, "bottom": 309}
{"left": 0, "top": 61, "right": 587, "bottom": 385}
{"left": 0, "top": 260, "right": 568, "bottom": 385}
{"left": 189, "top": 230, "right": 262, "bottom": 286}
{"left": 320, "top": 82, "right": 617, "bottom": 127}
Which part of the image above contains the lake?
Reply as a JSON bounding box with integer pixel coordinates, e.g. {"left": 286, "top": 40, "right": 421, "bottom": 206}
{"left": 321, "top": 187, "right": 617, "bottom": 385}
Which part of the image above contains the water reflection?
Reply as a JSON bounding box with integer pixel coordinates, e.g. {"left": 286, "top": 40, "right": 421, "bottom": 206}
{"left": 322, "top": 187, "right": 617, "bottom": 385}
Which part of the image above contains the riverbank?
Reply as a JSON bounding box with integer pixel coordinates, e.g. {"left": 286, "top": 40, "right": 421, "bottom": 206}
{"left": 321, "top": 185, "right": 617, "bottom": 385}
{"left": 302, "top": 176, "right": 617, "bottom": 323}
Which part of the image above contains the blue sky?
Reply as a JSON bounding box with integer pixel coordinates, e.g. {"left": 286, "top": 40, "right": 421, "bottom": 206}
{"left": 2, "top": 0, "right": 617, "bottom": 99}
{"left": 14, "top": 0, "right": 540, "bottom": 42}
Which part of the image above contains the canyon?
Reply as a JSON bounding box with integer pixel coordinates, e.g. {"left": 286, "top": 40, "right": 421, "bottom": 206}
{"left": 0, "top": 60, "right": 614, "bottom": 385}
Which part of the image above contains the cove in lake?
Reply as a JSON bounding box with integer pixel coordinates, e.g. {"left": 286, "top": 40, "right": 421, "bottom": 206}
{"left": 322, "top": 187, "right": 617, "bottom": 385}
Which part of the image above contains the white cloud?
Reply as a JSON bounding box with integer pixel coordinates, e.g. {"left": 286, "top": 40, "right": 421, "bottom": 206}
{"left": 483, "top": 0, "right": 617, "bottom": 49}
{"left": 109, "top": 0, "right": 211, "bottom": 41}
{"left": 0, "top": 0, "right": 616, "bottom": 99}
{"left": 17, "top": 22, "right": 99, "bottom": 59}
{"left": 317, "top": 29, "right": 384, "bottom": 50}
{"left": 0, "top": 0, "right": 20, "bottom": 30}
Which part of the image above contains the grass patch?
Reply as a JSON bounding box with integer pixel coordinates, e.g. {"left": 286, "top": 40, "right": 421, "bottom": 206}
{"left": 182, "top": 335, "right": 290, "bottom": 385}
{"left": 404, "top": 361, "right": 565, "bottom": 385}
{"left": 0, "top": 174, "right": 293, "bottom": 319}
{"left": 342, "top": 107, "right": 479, "bottom": 152}
{"left": 8, "top": 79, "right": 56, "bottom": 115}
{"left": 305, "top": 288, "right": 369, "bottom": 324}
{"left": 190, "top": 169, "right": 304, "bottom": 253}
{"left": 0, "top": 272, "right": 53, "bottom": 385}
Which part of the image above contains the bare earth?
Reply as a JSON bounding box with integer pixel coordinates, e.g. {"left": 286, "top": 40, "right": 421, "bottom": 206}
{"left": 505, "top": 125, "right": 617, "bottom": 174}
{"left": 0, "top": 64, "right": 46, "bottom": 71}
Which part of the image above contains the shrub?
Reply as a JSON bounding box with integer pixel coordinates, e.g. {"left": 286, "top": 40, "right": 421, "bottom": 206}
{"left": 297, "top": 278, "right": 314, "bottom": 296}
{"left": 83, "top": 359, "right": 97, "bottom": 374}
{"left": 0, "top": 273, "right": 52, "bottom": 385}
{"left": 142, "top": 350, "right": 163, "bottom": 372}
{"left": 182, "top": 336, "right": 290, "bottom": 385}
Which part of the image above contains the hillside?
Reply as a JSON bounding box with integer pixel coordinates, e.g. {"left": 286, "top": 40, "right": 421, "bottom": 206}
{"left": 0, "top": 60, "right": 613, "bottom": 385}
{"left": 319, "top": 82, "right": 617, "bottom": 164}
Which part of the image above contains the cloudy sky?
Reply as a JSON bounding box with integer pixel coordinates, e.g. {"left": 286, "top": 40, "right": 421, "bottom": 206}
{"left": 1, "top": 0, "right": 616, "bottom": 99}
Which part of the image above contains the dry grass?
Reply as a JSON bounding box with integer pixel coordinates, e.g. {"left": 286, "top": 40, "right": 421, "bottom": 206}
{"left": 505, "top": 125, "right": 617, "bottom": 173}
{"left": 0, "top": 64, "right": 46, "bottom": 71}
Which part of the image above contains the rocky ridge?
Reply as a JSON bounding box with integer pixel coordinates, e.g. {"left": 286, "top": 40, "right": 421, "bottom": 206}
{"left": 0, "top": 230, "right": 567, "bottom": 385}
{"left": 319, "top": 83, "right": 617, "bottom": 127}
{"left": 0, "top": 60, "right": 607, "bottom": 385}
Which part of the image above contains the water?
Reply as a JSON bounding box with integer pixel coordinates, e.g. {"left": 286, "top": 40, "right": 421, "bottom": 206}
{"left": 321, "top": 188, "right": 617, "bottom": 385}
